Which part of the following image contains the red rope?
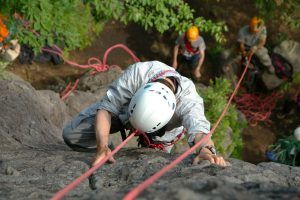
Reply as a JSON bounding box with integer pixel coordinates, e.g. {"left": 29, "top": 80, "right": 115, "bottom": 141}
{"left": 42, "top": 44, "right": 140, "bottom": 100}
{"left": 123, "top": 55, "right": 253, "bottom": 200}
{"left": 234, "top": 92, "right": 282, "bottom": 126}
{"left": 136, "top": 129, "right": 185, "bottom": 151}
{"left": 51, "top": 130, "right": 138, "bottom": 200}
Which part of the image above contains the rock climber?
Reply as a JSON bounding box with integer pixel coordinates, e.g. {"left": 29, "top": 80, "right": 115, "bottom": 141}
{"left": 62, "top": 61, "right": 227, "bottom": 167}
{"left": 0, "top": 14, "right": 20, "bottom": 62}
{"left": 172, "top": 26, "right": 206, "bottom": 81}
{"left": 237, "top": 16, "right": 275, "bottom": 73}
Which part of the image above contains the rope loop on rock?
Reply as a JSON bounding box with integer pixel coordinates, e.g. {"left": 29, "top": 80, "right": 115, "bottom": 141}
{"left": 42, "top": 44, "right": 140, "bottom": 100}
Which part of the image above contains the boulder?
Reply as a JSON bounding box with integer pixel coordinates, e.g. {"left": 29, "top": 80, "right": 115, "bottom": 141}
{"left": 261, "top": 71, "right": 285, "bottom": 90}
{"left": 37, "top": 90, "right": 70, "bottom": 129}
{"left": 79, "top": 68, "right": 122, "bottom": 92}
{"left": 0, "top": 79, "right": 63, "bottom": 150}
{"left": 273, "top": 40, "right": 300, "bottom": 73}
{"left": 65, "top": 89, "right": 106, "bottom": 117}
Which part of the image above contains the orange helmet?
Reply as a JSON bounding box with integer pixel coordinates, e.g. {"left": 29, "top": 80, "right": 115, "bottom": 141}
{"left": 0, "top": 18, "right": 9, "bottom": 43}
{"left": 249, "top": 17, "right": 263, "bottom": 33}
{"left": 186, "top": 26, "right": 199, "bottom": 42}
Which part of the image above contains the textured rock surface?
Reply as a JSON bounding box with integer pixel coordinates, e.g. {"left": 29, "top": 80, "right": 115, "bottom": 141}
{"left": 79, "top": 68, "right": 122, "bottom": 92}
{"left": 0, "top": 79, "right": 64, "bottom": 150}
{"left": 65, "top": 90, "right": 106, "bottom": 117}
{"left": 37, "top": 90, "right": 70, "bottom": 129}
{"left": 1, "top": 74, "right": 300, "bottom": 200}
{"left": 274, "top": 40, "right": 300, "bottom": 73}
{"left": 65, "top": 67, "right": 122, "bottom": 117}
{"left": 1, "top": 147, "right": 300, "bottom": 200}
{"left": 261, "top": 72, "right": 285, "bottom": 90}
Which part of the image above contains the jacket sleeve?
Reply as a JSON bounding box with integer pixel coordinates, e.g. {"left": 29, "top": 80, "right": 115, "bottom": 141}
{"left": 175, "top": 80, "right": 211, "bottom": 143}
{"left": 96, "top": 63, "right": 141, "bottom": 116}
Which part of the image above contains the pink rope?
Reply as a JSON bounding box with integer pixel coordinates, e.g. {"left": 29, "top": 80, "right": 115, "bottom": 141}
{"left": 123, "top": 55, "right": 253, "bottom": 200}
{"left": 42, "top": 44, "right": 140, "bottom": 99}
{"left": 51, "top": 131, "right": 138, "bottom": 200}
{"left": 50, "top": 46, "right": 254, "bottom": 200}
{"left": 234, "top": 92, "right": 282, "bottom": 126}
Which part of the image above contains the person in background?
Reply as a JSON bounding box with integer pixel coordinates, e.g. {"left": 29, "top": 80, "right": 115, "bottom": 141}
{"left": 237, "top": 16, "right": 275, "bottom": 74}
{"left": 0, "top": 14, "right": 20, "bottom": 62}
{"left": 172, "top": 26, "right": 206, "bottom": 81}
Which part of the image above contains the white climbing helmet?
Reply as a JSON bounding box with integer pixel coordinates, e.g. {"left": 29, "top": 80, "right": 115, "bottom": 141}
{"left": 294, "top": 127, "right": 300, "bottom": 141}
{"left": 128, "top": 81, "right": 176, "bottom": 133}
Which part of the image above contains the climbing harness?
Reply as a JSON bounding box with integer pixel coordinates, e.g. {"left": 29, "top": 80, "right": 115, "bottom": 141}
{"left": 184, "top": 35, "right": 199, "bottom": 54}
{"left": 135, "top": 129, "right": 185, "bottom": 151}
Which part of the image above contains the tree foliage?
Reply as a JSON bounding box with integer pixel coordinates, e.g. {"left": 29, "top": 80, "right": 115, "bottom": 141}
{"left": 91, "top": 0, "right": 227, "bottom": 43}
{"left": 0, "top": 0, "right": 227, "bottom": 53}
{"left": 254, "top": 0, "right": 300, "bottom": 30}
{"left": 0, "top": 0, "right": 100, "bottom": 53}
{"left": 198, "top": 78, "right": 246, "bottom": 158}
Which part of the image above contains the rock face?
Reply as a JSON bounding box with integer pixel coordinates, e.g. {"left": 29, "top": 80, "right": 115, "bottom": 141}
{"left": 1, "top": 147, "right": 300, "bottom": 200}
{"left": 65, "top": 67, "right": 122, "bottom": 117}
{"left": 1, "top": 74, "right": 300, "bottom": 200}
{"left": 37, "top": 90, "right": 70, "bottom": 129}
{"left": 79, "top": 68, "right": 122, "bottom": 93}
{"left": 65, "top": 90, "right": 106, "bottom": 117}
{"left": 274, "top": 40, "right": 300, "bottom": 73}
{"left": 0, "top": 79, "right": 66, "bottom": 150}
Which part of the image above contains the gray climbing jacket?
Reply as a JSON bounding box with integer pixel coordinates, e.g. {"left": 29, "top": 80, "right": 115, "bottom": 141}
{"left": 78, "top": 61, "right": 211, "bottom": 144}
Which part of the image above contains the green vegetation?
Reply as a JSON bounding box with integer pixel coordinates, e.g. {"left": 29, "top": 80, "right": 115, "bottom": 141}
{"left": 279, "top": 72, "right": 300, "bottom": 92}
{"left": 267, "top": 137, "right": 300, "bottom": 166}
{"left": 84, "top": 0, "right": 227, "bottom": 42}
{"left": 1, "top": 0, "right": 100, "bottom": 53}
{"left": 0, "top": 60, "right": 9, "bottom": 77}
{"left": 254, "top": 0, "right": 300, "bottom": 30}
{"left": 0, "top": 0, "right": 227, "bottom": 53}
{"left": 198, "top": 78, "right": 246, "bottom": 158}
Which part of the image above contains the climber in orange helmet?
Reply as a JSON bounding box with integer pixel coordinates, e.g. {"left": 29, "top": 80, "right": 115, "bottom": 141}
{"left": 0, "top": 14, "right": 20, "bottom": 62}
{"left": 237, "top": 16, "right": 275, "bottom": 74}
{"left": 172, "top": 26, "right": 206, "bottom": 82}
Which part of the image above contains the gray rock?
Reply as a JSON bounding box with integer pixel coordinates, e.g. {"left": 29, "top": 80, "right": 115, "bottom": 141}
{"left": 221, "top": 127, "right": 233, "bottom": 158}
{"left": 65, "top": 89, "right": 106, "bottom": 117}
{"left": 1, "top": 146, "right": 300, "bottom": 200}
{"left": 79, "top": 68, "right": 122, "bottom": 92}
{"left": 0, "top": 71, "right": 24, "bottom": 81}
{"left": 261, "top": 71, "right": 285, "bottom": 90}
{"left": 5, "top": 166, "right": 20, "bottom": 176}
{"left": 1, "top": 71, "right": 300, "bottom": 200}
{"left": 273, "top": 40, "right": 300, "bottom": 73}
{"left": 0, "top": 79, "right": 63, "bottom": 150}
{"left": 37, "top": 90, "right": 70, "bottom": 129}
